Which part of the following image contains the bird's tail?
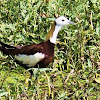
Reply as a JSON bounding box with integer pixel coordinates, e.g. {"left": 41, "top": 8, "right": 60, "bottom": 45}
{"left": 0, "top": 41, "right": 17, "bottom": 55}
{"left": 0, "top": 41, "right": 3, "bottom": 50}
{"left": 0, "top": 41, "right": 16, "bottom": 49}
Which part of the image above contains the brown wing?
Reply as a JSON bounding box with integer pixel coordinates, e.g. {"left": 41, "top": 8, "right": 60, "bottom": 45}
{"left": 0, "top": 41, "right": 44, "bottom": 56}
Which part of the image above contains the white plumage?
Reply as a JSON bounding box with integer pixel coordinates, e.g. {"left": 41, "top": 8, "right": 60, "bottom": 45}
{"left": 15, "top": 52, "right": 45, "bottom": 67}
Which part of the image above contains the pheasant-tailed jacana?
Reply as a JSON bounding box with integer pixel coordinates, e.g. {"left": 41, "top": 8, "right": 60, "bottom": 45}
{"left": 0, "top": 16, "right": 74, "bottom": 74}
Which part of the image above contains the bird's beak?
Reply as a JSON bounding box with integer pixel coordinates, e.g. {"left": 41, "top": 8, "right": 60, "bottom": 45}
{"left": 68, "top": 20, "right": 75, "bottom": 25}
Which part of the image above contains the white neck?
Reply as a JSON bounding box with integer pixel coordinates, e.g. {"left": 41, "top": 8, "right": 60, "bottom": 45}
{"left": 50, "top": 25, "right": 62, "bottom": 44}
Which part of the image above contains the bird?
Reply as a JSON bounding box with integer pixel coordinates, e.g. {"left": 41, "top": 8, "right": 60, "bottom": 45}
{"left": 0, "top": 16, "right": 74, "bottom": 75}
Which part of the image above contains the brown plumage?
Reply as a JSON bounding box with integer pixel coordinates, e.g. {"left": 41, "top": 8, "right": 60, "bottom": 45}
{"left": 0, "top": 40, "right": 54, "bottom": 72}
{"left": 0, "top": 16, "right": 75, "bottom": 74}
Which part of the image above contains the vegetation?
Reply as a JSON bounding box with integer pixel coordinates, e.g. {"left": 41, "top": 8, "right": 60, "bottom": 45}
{"left": 0, "top": 0, "right": 100, "bottom": 99}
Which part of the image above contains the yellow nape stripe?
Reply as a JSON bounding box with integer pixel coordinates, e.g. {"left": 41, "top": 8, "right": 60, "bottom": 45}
{"left": 45, "top": 22, "right": 56, "bottom": 41}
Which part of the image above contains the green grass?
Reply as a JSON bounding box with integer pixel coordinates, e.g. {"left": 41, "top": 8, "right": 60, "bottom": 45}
{"left": 0, "top": 0, "right": 100, "bottom": 99}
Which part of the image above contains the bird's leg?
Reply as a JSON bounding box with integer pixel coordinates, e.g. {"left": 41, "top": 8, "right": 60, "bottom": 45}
{"left": 27, "top": 68, "right": 40, "bottom": 86}
{"left": 24, "top": 69, "right": 33, "bottom": 86}
{"left": 28, "top": 70, "right": 33, "bottom": 86}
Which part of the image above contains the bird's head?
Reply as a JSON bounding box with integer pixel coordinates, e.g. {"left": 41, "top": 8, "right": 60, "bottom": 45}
{"left": 45, "top": 16, "right": 75, "bottom": 43}
{"left": 55, "top": 16, "right": 75, "bottom": 26}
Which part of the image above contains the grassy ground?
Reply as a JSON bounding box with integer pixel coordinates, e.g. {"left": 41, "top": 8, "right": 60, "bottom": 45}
{"left": 0, "top": 0, "right": 100, "bottom": 99}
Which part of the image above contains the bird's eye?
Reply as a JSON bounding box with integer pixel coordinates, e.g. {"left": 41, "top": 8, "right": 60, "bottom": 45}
{"left": 62, "top": 19, "right": 65, "bottom": 21}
